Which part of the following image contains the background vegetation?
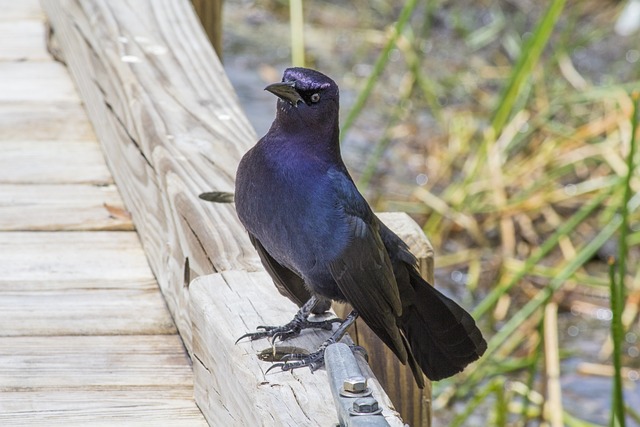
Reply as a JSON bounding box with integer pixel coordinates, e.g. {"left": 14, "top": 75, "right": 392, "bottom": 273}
{"left": 224, "top": 0, "right": 640, "bottom": 425}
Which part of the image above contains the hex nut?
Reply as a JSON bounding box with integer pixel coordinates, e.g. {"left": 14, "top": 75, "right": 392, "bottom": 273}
{"left": 352, "top": 397, "right": 379, "bottom": 414}
{"left": 343, "top": 376, "right": 367, "bottom": 393}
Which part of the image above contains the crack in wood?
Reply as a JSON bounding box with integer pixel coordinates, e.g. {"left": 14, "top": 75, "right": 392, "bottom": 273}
{"left": 180, "top": 212, "right": 217, "bottom": 274}
{"left": 290, "top": 386, "right": 313, "bottom": 423}
{"left": 201, "top": 154, "right": 236, "bottom": 184}
{"left": 102, "top": 98, "right": 154, "bottom": 170}
{"left": 183, "top": 256, "right": 190, "bottom": 288}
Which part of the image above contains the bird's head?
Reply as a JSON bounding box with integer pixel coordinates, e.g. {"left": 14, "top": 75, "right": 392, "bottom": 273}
{"left": 265, "top": 67, "right": 340, "bottom": 133}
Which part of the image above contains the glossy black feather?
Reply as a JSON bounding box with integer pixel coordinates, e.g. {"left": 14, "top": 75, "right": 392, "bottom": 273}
{"left": 248, "top": 234, "right": 331, "bottom": 314}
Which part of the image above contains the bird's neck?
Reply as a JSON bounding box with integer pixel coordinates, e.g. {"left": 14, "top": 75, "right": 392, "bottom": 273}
{"left": 268, "top": 116, "right": 342, "bottom": 164}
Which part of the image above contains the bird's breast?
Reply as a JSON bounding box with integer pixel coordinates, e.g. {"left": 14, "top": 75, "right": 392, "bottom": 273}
{"left": 236, "top": 149, "right": 348, "bottom": 279}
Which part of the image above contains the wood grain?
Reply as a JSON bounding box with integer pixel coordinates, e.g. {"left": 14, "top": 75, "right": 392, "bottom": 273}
{"left": 0, "top": 390, "right": 207, "bottom": 426}
{"left": 0, "top": 141, "right": 113, "bottom": 184}
{"left": 191, "top": 0, "right": 223, "bottom": 58}
{"left": 0, "top": 21, "right": 48, "bottom": 60}
{"left": 0, "top": 103, "right": 96, "bottom": 141}
{"left": 1, "top": 2, "right": 205, "bottom": 423}
{"left": 0, "top": 184, "right": 131, "bottom": 230}
{"left": 0, "top": 61, "right": 79, "bottom": 103}
{"left": 0, "top": 231, "right": 176, "bottom": 335}
{"left": 0, "top": 231, "right": 153, "bottom": 283}
{"left": 0, "top": 336, "right": 205, "bottom": 423}
{"left": 0, "top": 0, "right": 43, "bottom": 19}
{"left": 0, "top": 288, "right": 176, "bottom": 336}
{"left": 41, "top": 0, "right": 262, "bottom": 350}
{"left": 0, "top": 335, "right": 194, "bottom": 389}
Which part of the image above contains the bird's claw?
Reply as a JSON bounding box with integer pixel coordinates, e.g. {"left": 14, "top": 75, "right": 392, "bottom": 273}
{"left": 260, "top": 313, "right": 360, "bottom": 378}
{"left": 234, "top": 331, "right": 269, "bottom": 344}
{"left": 265, "top": 349, "right": 326, "bottom": 375}
{"left": 234, "top": 324, "right": 300, "bottom": 344}
{"left": 235, "top": 317, "right": 342, "bottom": 344}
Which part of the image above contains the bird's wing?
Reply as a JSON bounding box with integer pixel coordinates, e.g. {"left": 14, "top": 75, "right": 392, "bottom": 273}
{"left": 326, "top": 169, "right": 408, "bottom": 363}
{"left": 248, "top": 233, "right": 331, "bottom": 313}
{"left": 327, "top": 215, "right": 408, "bottom": 363}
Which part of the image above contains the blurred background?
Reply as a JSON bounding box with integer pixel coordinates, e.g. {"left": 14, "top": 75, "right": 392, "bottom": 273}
{"left": 219, "top": 1, "right": 639, "bottom": 425}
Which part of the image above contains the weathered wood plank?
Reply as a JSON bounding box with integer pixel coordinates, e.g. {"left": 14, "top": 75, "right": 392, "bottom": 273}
{"left": 1, "top": 3, "right": 206, "bottom": 424}
{"left": 1, "top": 336, "right": 205, "bottom": 424}
{"left": 0, "top": 103, "right": 96, "bottom": 141}
{"left": 0, "top": 278, "right": 158, "bottom": 293}
{"left": 0, "top": 141, "right": 112, "bottom": 184}
{"left": 0, "top": 335, "right": 194, "bottom": 389}
{"left": 41, "top": 1, "right": 425, "bottom": 425}
{"left": 41, "top": 0, "right": 261, "bottom": 351}
{"left": 0, "top": 61, "right": 79, "bottom": 103}
{"left": 0, "top": 231, "right": 174, "bottom": 333}
{"left": 0, "top": 232, "right": 153, "bottom": 283}
{"left": 0, "top": 390, "right": 207, "bottom": 426}
{"left": 0, "top": 20, "right": 48, "bottom": 60}
{"left": 0, "top": 184, "right": 132, "bottom": 231}
{"left": 191, "top": 270, "right": 405, "bottom": 427}
{"left": 0, "top": 0, "right": 43, "bottom": 20}
{"left": 0, "top": 288, "right": 176, "bottom": 336}
{"left": 0, "top": 229, "right": 172, "bottom": 334}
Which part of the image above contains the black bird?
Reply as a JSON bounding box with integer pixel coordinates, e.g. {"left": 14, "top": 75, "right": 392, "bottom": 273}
{"left": 235, "top": 67, "right": 486, "bottom": 386}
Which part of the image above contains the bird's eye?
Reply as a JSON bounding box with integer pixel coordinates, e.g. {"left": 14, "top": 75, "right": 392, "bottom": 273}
{"left": 310, "top": 93, "right": 320, "bottom": 103}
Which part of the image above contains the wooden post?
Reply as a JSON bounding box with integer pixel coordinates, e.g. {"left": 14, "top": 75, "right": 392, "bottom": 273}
{"left": 190, "top": 0, "right": 223, "bottom": 59}
{"left": 41, "top": 1, "right": 430, "bottom": 424}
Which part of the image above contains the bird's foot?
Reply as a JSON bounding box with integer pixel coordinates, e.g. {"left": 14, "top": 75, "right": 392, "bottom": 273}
{"left": 264, "top": 312, "right": 363, "bottom": 375}
{"left": 265, "top": 340, "right": 331, "bottom": 374}
{"left": 265, "top": 342, "right": 367, "bottom": 375}
{"left": 235, "top": 317, "right": 341, "bottom": 344}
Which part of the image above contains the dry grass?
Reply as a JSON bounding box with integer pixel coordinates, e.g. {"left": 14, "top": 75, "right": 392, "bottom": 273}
{"left": 331, "top": 1, "right": 640, "bottom": 425}
{"left": 264, "top": 0, "right": 640, "bottom": 424}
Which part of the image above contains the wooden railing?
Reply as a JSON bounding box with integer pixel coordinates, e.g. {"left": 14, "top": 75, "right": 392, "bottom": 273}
{"left": 41, "top": 1, "right": 431, "bottom": 425}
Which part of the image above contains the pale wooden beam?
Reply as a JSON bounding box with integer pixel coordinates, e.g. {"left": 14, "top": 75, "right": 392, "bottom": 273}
{"left": 40, "top": 0, "right": 431, "bottom": 424}
{"left": 41, "top": 0, "right": 258, "bottom": 350}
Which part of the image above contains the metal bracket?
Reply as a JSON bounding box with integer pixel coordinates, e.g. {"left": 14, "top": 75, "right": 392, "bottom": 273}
{"left": 325, "top": 343, "right": 391, "bottom": 427}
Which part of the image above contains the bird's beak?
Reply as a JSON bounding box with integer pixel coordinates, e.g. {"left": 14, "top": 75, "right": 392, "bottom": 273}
{"left": 265, "top": 81, "right": 304, "bottom": 107}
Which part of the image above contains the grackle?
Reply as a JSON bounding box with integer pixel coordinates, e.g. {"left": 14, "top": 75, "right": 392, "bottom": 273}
{"left": 235, "top": 67, "right": 486, "bottom": 387}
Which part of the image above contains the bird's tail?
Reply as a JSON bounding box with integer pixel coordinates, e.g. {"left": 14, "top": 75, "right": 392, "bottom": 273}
{"left": 400, "top": 271, "right": 487, "bottom": 382}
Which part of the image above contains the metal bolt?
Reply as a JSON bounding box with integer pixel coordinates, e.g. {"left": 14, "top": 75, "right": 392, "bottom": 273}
{"left": 352, "top": 397, "right": 379, "bottom": 414}
{"left": 343, "top": 376, "right": 367, "bottom": 393}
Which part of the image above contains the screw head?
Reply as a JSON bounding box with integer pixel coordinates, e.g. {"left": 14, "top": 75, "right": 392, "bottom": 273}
{"left": 352, "top": 397, "right": 379, "bottom": 414}
{"left": 343, "top": 376, "right": 367, "bottom": 393}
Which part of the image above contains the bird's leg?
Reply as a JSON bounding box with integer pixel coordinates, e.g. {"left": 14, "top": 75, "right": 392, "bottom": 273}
{"left": 265, "top": 310, "right": 359, "bottom": 374}
{"left": 235, "top": 296, "right": 342, "bottom": 344}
